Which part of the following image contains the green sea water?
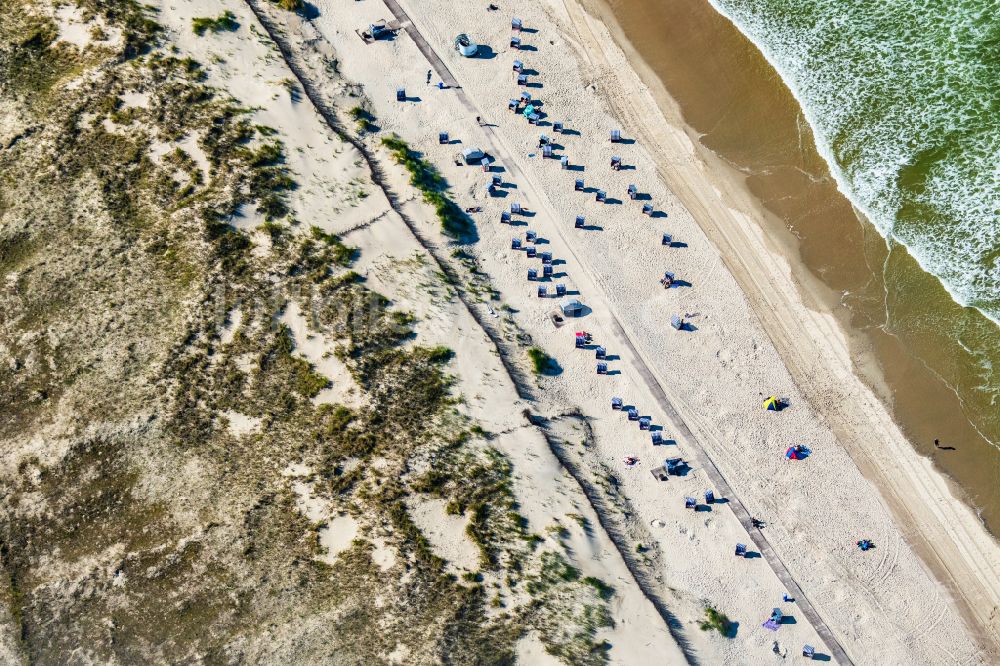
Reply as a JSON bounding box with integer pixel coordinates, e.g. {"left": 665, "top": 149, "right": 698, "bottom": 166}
{"left": 706, "top": 0, "right": 1000, "bottom": 447}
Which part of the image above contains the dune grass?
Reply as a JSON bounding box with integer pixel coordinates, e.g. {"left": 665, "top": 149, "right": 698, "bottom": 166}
{"left": 380, "top": 135, "right": 474, "bottom": 240}
{"left": 699, "top": 607, "right": 734, "bottom": 637}
{"left": 192, "top": 11, "right": 238, "bottom": 36}
{"left": 527, "top": 346, "right": 557, "bottom": 375}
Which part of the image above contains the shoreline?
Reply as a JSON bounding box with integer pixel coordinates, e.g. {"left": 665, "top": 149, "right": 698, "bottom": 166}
{"left": 275, "top": 0, "right": 1000, "bottom": 658}
{"left": 584, "top": 0, "right": 1000, "bottom": 535}
{"left": 577, "top": 0, "right": 1000, "bottom": 651}
{"left": 703, "top": 1, "right": 1000, "bottom": 331}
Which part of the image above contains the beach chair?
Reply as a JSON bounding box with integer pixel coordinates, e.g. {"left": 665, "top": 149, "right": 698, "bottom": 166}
{"left": 527, "top": 268, "right": 538, "bottom": 281}
{"left": 492, "top": 174, "right": 502, "bottom": 187}
{"left": 771, "top": 608, "right": 783, "bottom": 623}
{"left": 526, "top": 230, "right": 537, "bottom": 242}
{"left": 611, "top": 396, "right": 623, "bottom": 410}
{"left": 576, "top": 334, "right": 586, "bottom": 349}
{"left": 481, "top": 158, "right": 490, "bottom": 172}
{"left": 560, "top": 155, "right": 569, "bottom": 169}
{"left": 651, "top": 431, "right": 663, "bottom": 445}
{"left": 526, "top": 246, "right": 536, "bottom": 258}
{"left": 803, "top": 645, "right": 815, "bottom": 659}
{"left": 627, "top": 408, "right": 639, "bottom": 421}
{"left": 396, "top": 87, "right": 406, "bottom": 102}
{"left": 540, "top": 251, "right": 552, "bottom": 263}
{"left": 542, "top": 145, "right": 553, "bottom": 158}
{"left": 511, "top": 238, "right": 522, "bottom": 250}
{"left": 685, "top": 497, "right": 696, "bottom": 510}
{"left": 611, "top": 156, "right": 622, "bottom": 170}
{"left": 520, "top": 91, "right": 531, "bottom": 104}
{"left": 555, "top": 283, "right": 566, "bottom": 296}
{"left": 704, "top": 490, "right": 715, "bottom": 504}
{"left": 517, "top": 73, "right": 528, "bottom": 86}
{"left": 643, "top": 203, "right": 654, "bottom": 216}
{"left": 439, "top": 132, "right": 449, "bottom": 144}
{"left": 575, "top": 215, "right": 585, "bottom": 229}
{"left": 628, "top": 183, "right": 638, "bottom": 199}
{"left": 639, "top": 416, "right": 651, "bottom": 430}
{"left": 596, "top": 190, "right": 606, "bottom": 203}
{"left": 662, "top": 233, "right": 672, "bottom": 246}
{"left": 537, "top": 285, "right": 547, "bottom": 298}
{"left": 538, "top": 134, "right": 549, "bottom": 146}
{"left": 511, "top": 202, "right": 522, "bottom": 214}
{"left": 543, "top": 264, "right": 553, "bottom": 277}
{"left": 595, "top": 346, "right": 606, "bottom": 360}
{"left": 574, "top": 178, "right": 584, "bottom": 192}
{"left": 553, "top": 121, "right": 563, "bottom": 133}
{"left": 610, "top": 129, "right": 621, "bottom": 143}
{"left": 512, "top": 17, "right": 523, "bottom": 32}
{"left": 665, "top": 457, "right": 682, "bottom": 474}
{"left": 513, "top": 59, "right": 523, "bottom": 72}
{"left": 671, "top": 314, "right": 684, "bottom": 330}
{"left": 511, "top": 36, "right": 521, "bottom": 49}
{"left": 735, "top": 543, "right": 747, "bottom": 557}
{"left": 500, "top": 211, "right": 511, "bottom": 224}
{"left": 527, "top": 113, "right": 540, "bottom": 124}
{"left": 508, "top": 98, "right": 519, "bottom": 112}
{"left": 596, "top": 362, "right": 608, "bottom": 375}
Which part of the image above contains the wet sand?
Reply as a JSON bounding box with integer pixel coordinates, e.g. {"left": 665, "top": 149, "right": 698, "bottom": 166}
{"left": 586, "top": 0, "right": 1000, "bottom": 533}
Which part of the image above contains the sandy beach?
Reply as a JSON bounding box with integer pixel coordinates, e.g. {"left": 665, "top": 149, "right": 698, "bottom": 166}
{"left": 591, "top": 0, "right": 1000, "bottom": 540}
{"left": 260, "top": 0, "right": 1000, "bottom": 660}
{"left": 3, "top": 0, "right": 997, "bottom": 662}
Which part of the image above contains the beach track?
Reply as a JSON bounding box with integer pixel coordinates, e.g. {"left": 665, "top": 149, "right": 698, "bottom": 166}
{"left": 377, "top": 0, "right": 854, "bottom": 662}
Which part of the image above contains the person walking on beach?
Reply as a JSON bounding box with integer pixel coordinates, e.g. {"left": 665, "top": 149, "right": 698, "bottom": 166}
{"left": 476, "top": 115, "right": 482, "bottom": 126}
{"left": 426, "top": 69, "right": 432, "bottom": 85}
{"left": 934, "top": 438, "right": 956, "bottom": 451}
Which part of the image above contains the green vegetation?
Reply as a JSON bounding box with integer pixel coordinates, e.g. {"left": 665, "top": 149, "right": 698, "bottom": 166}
{"left": 528, "top": 346, "right": 557, "bottom": 375}
{"left": 348, "top": 105, "right": 376, "bottom": 133}
{"left": 699, "top": 607, "right": 734, "bottom": 637}
{"left": 380, "top": 134, "right": 474, "bottom": 239}
{"left": 0, "top": 1, "right": 618, "bottom": 663}
{"left": 583, "top": 576, "right": 614, "bottom": 601}
{"left": 308, "top": 226, "right": 357, "bottom": 267}
{"left": 192, "top": 11, "right": 238, "bottom": 36}
{"left": 272, "top": 0, "right": 304, "bottom": 12}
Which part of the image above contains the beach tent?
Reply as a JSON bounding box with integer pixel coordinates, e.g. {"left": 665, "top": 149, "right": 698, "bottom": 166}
{"left": 763, "top": 396, "right": 782, "bottom": 411}
{"left": 461, "top": 147, "right": 485, "bottom": 164}
{"left": 561, "top": 298, "right": 585, "bottom": 317}
{"left": 454, "top": 33, "right": 478, "bottom": 57}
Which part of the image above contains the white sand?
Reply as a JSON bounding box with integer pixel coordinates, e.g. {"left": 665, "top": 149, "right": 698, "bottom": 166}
{"left": 222, "top": 409, "right": 261, "bottom": 436}
{"left": 290, "top": 0, "right": 1000, "bottom": 661}
{"left": 406, "top": 496, "right": 482, "bottom": 573}
{"left": 141, "top": 0, "right": 1000, "bottom": 662}
{"left": 278, "top": 300, "right": 362, "bottom": 407}
{"left": 516, "top": 632, "right": 564, "bottom": 666}
{"left": 317, "top": 514, "right": 359, "bottom": 565}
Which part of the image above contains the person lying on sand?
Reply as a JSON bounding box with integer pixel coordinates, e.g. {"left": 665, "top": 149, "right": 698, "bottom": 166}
{"left": 624, "top": 456, "right": 639, "bottom": 467}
